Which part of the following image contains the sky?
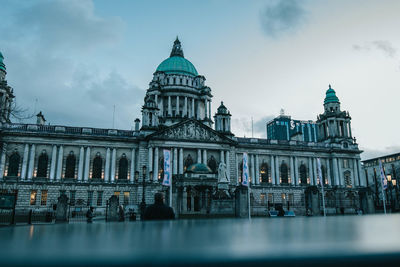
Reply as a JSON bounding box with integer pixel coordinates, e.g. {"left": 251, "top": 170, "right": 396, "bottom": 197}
{"left": 1, "top": 0, "right": 400, "bottom": 160}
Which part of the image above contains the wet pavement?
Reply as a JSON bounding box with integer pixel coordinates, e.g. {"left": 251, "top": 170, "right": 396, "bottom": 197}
{"left": 1, "top": 215, "right": 400, "bottom": 266}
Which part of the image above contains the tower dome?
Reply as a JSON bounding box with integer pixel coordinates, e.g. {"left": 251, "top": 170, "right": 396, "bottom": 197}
{"left": 324, "top": 84, "right": 339, "bottom": 104}
{"left": 155, "top": 38, "right": 198, "bottom": 76}
{"left": 0, "top": 52, "right": 6, "bottom": 73}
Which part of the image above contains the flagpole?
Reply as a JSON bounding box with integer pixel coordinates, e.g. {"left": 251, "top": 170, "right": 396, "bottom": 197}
{"left": 379, "top": 159, "right": 387, "bottom": 214}
{"left": 169, "top": 175, "right": 172, "bottom": 207}
{"left": 317, "top": 158, "right": 326, "bottom": 217}
{"left": 248, "top": 183, "right": 251, "bottom": 219}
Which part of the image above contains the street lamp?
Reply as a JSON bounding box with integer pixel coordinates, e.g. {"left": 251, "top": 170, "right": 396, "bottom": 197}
{"left": 140, "top": 165, "right": 147, "bottom": 220}
{"left": 387, "top": 174, "right": 394, "bottom": 211}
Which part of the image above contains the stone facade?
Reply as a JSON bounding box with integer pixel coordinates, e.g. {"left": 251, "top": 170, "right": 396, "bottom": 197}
{"left": 0, "top": 39, "right": 371, "bottom": 217}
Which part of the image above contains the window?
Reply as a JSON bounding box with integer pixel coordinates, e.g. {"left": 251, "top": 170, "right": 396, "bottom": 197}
{"left": 118, "top": 154, "right": 128, "bottom": 180}
{"left": 207, "top": 156, "right": 217, "bottom": 173}
{"left": 37, "top": 151, "right": 49, "bottom": 178}
{"left": 8, "top": 152, "right": 20, "bottom": 177}
{"left": 299, "top": 164, "right": 308, "bottom": 185}
{"left": 114, "top": 191, "right": 120, "bottom": 198}
{"left": 260, "top": 193, "right": 266, "bottom": 205}
{"left": 158, "top": 156, "right": 164, "bottom": 181}
{"left": 92, "top": 154, "right": 102, "bottom": 179}
{"left": 30, "top": 190, "right": 37, "bottom": 205}
{"left": 288, "top": 193, "right": 294, "bottom": 206}
{"left": 280, "top": 163, "right": 289, "bottom": 184}
{"left": 321, "top": 165, "right": 327, "bottom": 185}
{"left": 97, "top": 191, "right": 103, "bottom": 206}
{"left": 343, "top": 159, "right": 349, "bottom": 169}
{"left": 65, "top": 152, "right": 76, "bottom": 178}
{"left": 70, "top": 191, "right": 76, "bottom": 206}
{"left": 268, "top": 193, "right": 274, "bottom": 206}
{"left": 87, "top": 191, "right": 93, "bottom": 207}
{"left": 123, "top": 192, "right": 130, "bottom": 206}
{"left": 184, "top": 154, "right": 193, "bottom": 172}
{"left": 40, "top": 190, "right": 48, "bottom": 206}
{"left": 281, "top": 193, "right": 286, "bottom": 203}
{"left": 260, "top": 163, "right": 269, "bottom": 183}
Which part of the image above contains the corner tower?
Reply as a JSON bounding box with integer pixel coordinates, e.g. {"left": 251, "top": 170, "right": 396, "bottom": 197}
{"left": 214, "top": 101, "right": 233, "bottom": 136}
{"left": 143, "top": 38, "right": 213, "bottom": 128}
{"left": 0, "top": 52, "right": 14, "bottom": 124}
{"left": 316, "top": 85, "right": 354, "bottom": 146}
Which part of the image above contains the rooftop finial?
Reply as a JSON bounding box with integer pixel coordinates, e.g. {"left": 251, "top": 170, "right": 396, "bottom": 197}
{"left": 329, "top": 84, "right": 331, "bottom": 89}
{"left": 170, "top": 37, "right": 184, "bottom": 58}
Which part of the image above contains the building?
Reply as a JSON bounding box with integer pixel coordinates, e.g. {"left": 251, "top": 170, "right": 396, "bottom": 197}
{"left": 362, "top": 153, "right": 400, "bottom": 212}
{"left": 0, "top": 38, "right": 373, "bottom": 218}
{"left": 267, "top": 111, "right": 318, "bottom": 142}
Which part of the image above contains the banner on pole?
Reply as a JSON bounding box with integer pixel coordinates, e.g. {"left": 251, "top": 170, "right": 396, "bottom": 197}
{"left": 242, "top": 152, "right": 249, "bottom": 186}
{"left": 162, "top": 149, "right": 171, "bottom": 186}
{"left": 317, "top": 158, "right": 324, "bottom": 189}
{"left": 379, "top": 160, "right": 387, "bottom": 190}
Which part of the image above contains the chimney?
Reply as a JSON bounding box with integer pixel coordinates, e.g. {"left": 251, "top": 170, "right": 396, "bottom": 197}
{"left": 36, "top": 111, "right": 46, "bottom": 125}
{"left": 134, "top": 118, "right": 140, "bottom": 131}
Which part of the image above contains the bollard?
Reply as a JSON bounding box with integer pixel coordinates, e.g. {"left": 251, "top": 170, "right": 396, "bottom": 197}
{"left": 28, "top": 210, "right": 32, "bottom": 225}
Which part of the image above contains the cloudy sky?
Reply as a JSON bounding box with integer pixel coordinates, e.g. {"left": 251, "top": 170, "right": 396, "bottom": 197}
{"left": 1, "top": 0, "right": 400, "bottom": 160}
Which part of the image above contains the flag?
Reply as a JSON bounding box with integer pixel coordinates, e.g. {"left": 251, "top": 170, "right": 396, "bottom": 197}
{"left": 379, "top": 160, "right": 387, "bottom": 190}
{"left": 242, "top": 152, "right": 249, "bottom": 186}
{"left": 317, "top": 158, "right": 324, "bottom": 189}
{"left": 162, "top": 149, "right": 171, "bottom": 186}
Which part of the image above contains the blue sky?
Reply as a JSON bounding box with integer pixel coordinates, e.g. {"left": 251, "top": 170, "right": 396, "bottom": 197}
{"left": 1, "top": 0, "right": 400, "bottom": 160}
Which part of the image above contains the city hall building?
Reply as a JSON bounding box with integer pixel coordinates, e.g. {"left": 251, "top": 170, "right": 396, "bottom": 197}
{"left": 0, "top": 39, "right": 373, "bottom": 217}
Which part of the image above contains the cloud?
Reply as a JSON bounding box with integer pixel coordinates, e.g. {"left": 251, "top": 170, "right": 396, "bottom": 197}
{"left": 260, "top": 0, "right": 307, "bottom": 37}
{"left": 361, "top": 146, "right": 400, "bottom": 161}
{"left": 353, "top": 40, "right": 397, "bottom": 58}
{"left": 232, "top": 115, "right": 275, "bottom": 138}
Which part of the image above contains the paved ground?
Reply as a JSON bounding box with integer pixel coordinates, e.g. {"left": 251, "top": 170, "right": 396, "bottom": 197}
{"left": 1, "top": 215, "right": 400, "bottom": 266}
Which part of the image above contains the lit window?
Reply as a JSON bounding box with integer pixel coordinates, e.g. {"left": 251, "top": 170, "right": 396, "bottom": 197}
{"left": 30, "top": 190, "right": 37, "bottom": 205}
{"left": 260, "top": 193, "right": 266, "bottom": 205}
{"left": 41, "top": 190, "right": 48, "bottom": 206}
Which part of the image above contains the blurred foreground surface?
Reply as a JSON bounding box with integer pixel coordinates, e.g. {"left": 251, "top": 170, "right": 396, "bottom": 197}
{"left": 1, "top": 215, "right": 400, "bottom": 266}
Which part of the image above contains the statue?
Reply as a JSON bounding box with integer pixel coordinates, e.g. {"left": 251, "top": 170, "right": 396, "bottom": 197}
{"left": 218, "top": 162, "right": 229, "bottom": 183}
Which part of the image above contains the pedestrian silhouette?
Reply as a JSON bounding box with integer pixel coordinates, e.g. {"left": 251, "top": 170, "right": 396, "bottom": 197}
{"left": 86, "top": 206, "right": 94, "bottom": 223}
{"left": 143, "top": 192, "right": 175, "bottom": 220}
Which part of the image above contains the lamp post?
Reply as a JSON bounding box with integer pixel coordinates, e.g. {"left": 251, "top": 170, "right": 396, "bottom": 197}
{"left": 387, "top": 174, "right": 393, "bottom": 212}
{"left": 140, "top": 165, "right": 147, "bottom": 220}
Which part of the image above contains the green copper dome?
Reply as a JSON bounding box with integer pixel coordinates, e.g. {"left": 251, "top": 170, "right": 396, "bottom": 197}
{"left": 155, "top": 37, "right": 198, "bottom": 77}
{"left": 186, "top": 163, "right": 212, "bottom": 174}
{"left": 324, "top": 84, "right": 339, "bottom": 104}
{"left": 0, "top": 52, "right": 6, "bottom": 72}
{"left": 156, "top": 56, "right": 198, "bottom": 76}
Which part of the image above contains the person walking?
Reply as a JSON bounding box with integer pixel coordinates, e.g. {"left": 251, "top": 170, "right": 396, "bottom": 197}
{"left": 86, "top": 206, "right": 94, "bottom": 223}
{"left": 143, "top": 192, "right": 175, "bottom": 220}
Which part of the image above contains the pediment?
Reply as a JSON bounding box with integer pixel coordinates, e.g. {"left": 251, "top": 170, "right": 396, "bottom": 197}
{"left": 148, "top": 120, "right": 234, "bottom": 144}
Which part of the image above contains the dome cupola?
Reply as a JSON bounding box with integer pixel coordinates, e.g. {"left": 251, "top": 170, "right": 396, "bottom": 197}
{"left": 324, "top": 84, "right": 339, "bottom": 104}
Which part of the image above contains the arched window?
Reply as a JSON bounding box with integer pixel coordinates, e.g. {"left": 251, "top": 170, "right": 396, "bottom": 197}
{"left": 300, "top": 164, "right": 307, "bottom": 185}
{"left": 184, "top": 154, "right": 193, "bottom": 172}
{"left": 280, "top": 163, "right": 289, "bottom": 184}
{"left": 321, "top": 165, "right": 327, "bottom": 185}
{"left": 37, "top": 151, "right": 49, "bottom": 178}
{"left": 207, "top": 156, "right": 217, "bottom": 173}
{"left": 92, "top": 153, "right": 102, "bottom": 179}
{"left": 118, "top": 154, "right": 128, "bottom": 180}
{"left": 65, "top": 151, "right": 76, "bottom": 178}
{"left": 8, "top": 152, "right": 20, "bottom": 177}
{"left": 260, "top": 163, "right": 269, "bottom": 183}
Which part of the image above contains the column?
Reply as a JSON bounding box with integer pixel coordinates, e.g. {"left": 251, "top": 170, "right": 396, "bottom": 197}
{"left": 56, "top": 146, "right": 63, "bottom": 180}
{"left": 353, "top": 159, "right": 359, "bottom": 186}
{"left": 250, "top": 154, "right": 255, "bottom": 185}
{"left": 226, "top": 150, "right": 231, "bottom": 182}
{"left": 220, "top": 150, "right": 225, "bottom": 164}
{"left": 357, "top": 160, "right": 365, "bottom": 186}
{"left": 104, "top": 148, "right": 111, "bottom": 182}
{"left": 202, "top": 149, "right": 207, "bottom": 165}
{"left": 290, "top": 156, "right": 295, "bottom": 185}
{"left": 21, "top": 144, "right": 29, "bottom": 180}
{"left": 275, "top": 156, "right": 280, "bottom": 185}
{"left": 148, "top": 147, "right": 153, "bottom": 181}
{"left": 153, "top": 147, "right": 159, "bottom": 181}
{"left": 78, "top": 146, "right": 84, "bottom": 181}
{"left": 294, "top": 157, "right": 299, "bottom": 185}
{"left": 160, "top": 97, "right": 164, "bottom": 116}
{"left": 27, "top": 144, "right": 35, "bottom": 180}
{"left": 332, "top": 158, "right": 339, "bottom": 185}
{"left": 197, "top": 149, "right": 201, "bottom": 164}
{"left": 184, "top": 97, "right": 188, "bottom": 117}
{"left": 191, "top": 98, "right": 195, "bottom": 118}
{"left": 308, "top": 157, "right": 314, "bottom": 185}
{"left": 255, "top": 154, "right": 260, "bottom": 185}
{"left": 176, "top": 96, "right": 180, "bottom": 116}
{"left": 271, "top": 156, "right": 276, "bottom": 185}
{"left": 204, "top": 99, "right": 208, "bottom": 120}
{"left": 196, "top": 100, "right": 200, "bottom": 119}
{"left": 208, "top": 101, "right": 211, "bottom": 120}
{"left": 110, "top": 148, "right": 116, "bottom": 182}
{"left": 179, "top": 148, "right": 184, "bottom": 174}
{"left": 0, "top": 143, "right": 6, "bottom": 179}
{"left": 326, "top": 159, "right": 331, "bottom": 186}
{"left": 338, "top": 159, "right": 344, "bottom": 186}
{"left": 313, "top": 158, "right": 318, "bottom": 185}
{"left": 130, "top": 148, "right": 136, "bottom": 183}
{"left": 84, "top": 147, "right": 90, "bottom": 181}
{"left": 183, "top": 187, "right": 188, "bottom": 212}
{"left": 49, "top": 145, "right": 57, "bottom": 181}
{"left": 168, "top": 96, "right": 172, "bottom": 116}
{"left": 236, "top": 153, "right": 239, "bottom": 185}
{"left": 173, "top": 148, "right": 178, "bottom": 175}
